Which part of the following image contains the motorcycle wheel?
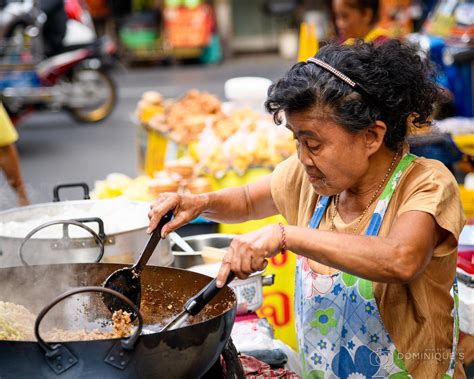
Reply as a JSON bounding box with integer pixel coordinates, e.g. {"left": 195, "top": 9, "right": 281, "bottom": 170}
{"left": 69, "top": 69, "right": 117, "bottom": 123}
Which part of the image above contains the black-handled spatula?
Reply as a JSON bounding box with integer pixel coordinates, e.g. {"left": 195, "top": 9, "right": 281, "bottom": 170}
{"left": 102, "top": 211, "right": 174, "bottom": 318}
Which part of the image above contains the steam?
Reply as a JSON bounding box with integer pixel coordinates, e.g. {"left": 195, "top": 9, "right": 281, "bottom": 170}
{"left": 0, "top": 264, "right": 114, "bottom": 334}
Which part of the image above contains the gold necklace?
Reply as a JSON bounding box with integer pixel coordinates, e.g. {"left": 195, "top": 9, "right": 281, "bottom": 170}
{"left": 329, "top": 149, "right": 401, "bottom": 234}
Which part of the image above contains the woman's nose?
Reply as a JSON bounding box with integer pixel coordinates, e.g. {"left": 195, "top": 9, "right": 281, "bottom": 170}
{"left": 297, "top": 144, "right": 314, "bottom": 166}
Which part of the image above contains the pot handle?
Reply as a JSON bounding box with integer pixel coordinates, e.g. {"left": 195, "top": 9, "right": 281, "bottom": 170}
{"left": 34, "top": 286, "right": 144, "bottom": 375}
{"left": 19, "top": 220, "right": 105, "bottom": 266}
{"left": 53, "top": 182, "right": 90, "bottom": 202}
{"left": 70, "top": 217, "right": 106, "bottom": 241}
{"left": 262, "top": 274, "right": 275, "bottom": 286}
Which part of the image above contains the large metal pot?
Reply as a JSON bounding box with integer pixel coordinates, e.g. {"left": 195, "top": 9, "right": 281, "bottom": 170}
{"left": 171, "top": 234, "right": 275, "bottom": 315}
{"left": 0, "top": 263, "right": 237, "bottom": 378}
{"left": 0, "top": 183, "right": 172, "bottom": 267}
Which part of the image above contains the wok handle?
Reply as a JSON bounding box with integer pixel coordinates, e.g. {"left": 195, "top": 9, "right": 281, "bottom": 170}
{"left": 184, "top": 272, "right": 236, "bottom": 316}
{"left": 133, "top": 210, "right": 173, "bottom": 274}
{"left": 53, "top": 182, "right": 90, "bottom": 202}
{"left": 34, "top": 286, "right": 143, "bottom": 374}
{"left": 19, "top": 219, "right": 105, "bottom": 265}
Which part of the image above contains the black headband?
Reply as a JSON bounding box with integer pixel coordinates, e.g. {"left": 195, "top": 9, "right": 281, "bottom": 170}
{"left": 306, "top": 57, "right": 382, "bottom": 111}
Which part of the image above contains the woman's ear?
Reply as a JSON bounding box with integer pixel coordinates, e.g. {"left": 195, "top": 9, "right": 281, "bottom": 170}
{"left": 365, "top": 120, "right": 387, "bottom": 155}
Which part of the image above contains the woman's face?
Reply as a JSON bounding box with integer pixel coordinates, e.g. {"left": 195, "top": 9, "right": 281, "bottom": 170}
{"left": 286, "top": 109, "right": 371, "bottom": 196}
{"left": 333, "top": 0, "right": 374, "bottom": 40}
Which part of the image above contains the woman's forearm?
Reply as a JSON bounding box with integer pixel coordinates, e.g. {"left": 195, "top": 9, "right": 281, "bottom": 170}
{"left": 285, "top": 224, "right": 432, "bottom": 283}
{"left": 200, "top": 175, "right": 278, "bottom": 224}
{"left": 200, "top": 185, "right": 253, "bottom": 223}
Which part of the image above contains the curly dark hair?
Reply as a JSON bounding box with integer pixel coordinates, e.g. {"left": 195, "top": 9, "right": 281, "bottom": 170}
{"left": 264, "top": 40, "right": 441, "bottom": 151}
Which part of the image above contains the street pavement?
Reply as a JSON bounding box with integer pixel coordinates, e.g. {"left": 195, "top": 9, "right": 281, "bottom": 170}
{"left": 0, "top": 54, "right": 293, "bottom": 210}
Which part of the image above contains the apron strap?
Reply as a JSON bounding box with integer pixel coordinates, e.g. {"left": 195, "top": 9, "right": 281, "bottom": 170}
{"left": 308, "top": 195, "right": 331, "bottom": 229}
{"left": 365, "top": 153, "right": 416, "bottom": 236}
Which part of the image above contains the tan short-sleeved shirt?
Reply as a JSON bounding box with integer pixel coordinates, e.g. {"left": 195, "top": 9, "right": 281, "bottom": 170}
{"left": 271, "top": 153, "right": 466, "bottom": 378}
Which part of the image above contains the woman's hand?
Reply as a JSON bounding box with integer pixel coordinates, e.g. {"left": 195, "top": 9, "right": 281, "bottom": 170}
{"left": 216, "top": 224, "right": 282, "bottom": 287}
{"left": 147, "top": 192, "right": 206, "bottom": 237}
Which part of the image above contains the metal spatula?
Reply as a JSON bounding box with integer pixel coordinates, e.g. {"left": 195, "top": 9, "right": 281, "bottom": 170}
{"left": 102, "top": 210, "right": 173, "bottom": 317}
{"left": 161, "top": 271, "right": 236, "bottom": 332}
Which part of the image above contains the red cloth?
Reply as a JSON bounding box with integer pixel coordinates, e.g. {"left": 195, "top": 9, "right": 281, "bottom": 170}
{"left": 238, "top": 354, "right": 300, "bottom": 379}
{"left": 235, "top": 313, "right": 259, "bottom": 323}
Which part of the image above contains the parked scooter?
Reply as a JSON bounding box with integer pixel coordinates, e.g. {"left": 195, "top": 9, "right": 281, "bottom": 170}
{"left": 0, "top": 0, "right": 117, "bottom": 123}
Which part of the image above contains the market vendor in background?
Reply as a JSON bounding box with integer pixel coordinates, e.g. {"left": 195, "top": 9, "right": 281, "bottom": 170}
{"left": 148, "top": 41, "right": 465, "bottom": 377}
{"left": 0, "top": 103, "right": 29, "bottom": 206}
{"left": 332, "top": 0, "right": 389, "bottom": 44}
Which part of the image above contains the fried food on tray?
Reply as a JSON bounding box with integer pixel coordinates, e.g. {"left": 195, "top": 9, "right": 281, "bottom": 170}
{"left": 141, "top": 90, "right": 222, "bottom": 144}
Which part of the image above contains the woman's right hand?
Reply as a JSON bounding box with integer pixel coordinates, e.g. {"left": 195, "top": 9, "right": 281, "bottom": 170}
{"left": 147, "top": 192, "right": 206, "bottom": 237}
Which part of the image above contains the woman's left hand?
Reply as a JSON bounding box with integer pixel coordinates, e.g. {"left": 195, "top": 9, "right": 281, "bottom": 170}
{"left": 216, "top": 224, "right": 282, "bottom": 287}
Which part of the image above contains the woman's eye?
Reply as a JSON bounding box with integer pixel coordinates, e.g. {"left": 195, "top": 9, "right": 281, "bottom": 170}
{"left": 307, "top": 144, "right": 319, "bottom": 152}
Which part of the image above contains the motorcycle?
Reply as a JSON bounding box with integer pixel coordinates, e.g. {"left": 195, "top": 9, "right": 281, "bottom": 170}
{"left": 0, "top": 0, "right": 117, "bottom": 123}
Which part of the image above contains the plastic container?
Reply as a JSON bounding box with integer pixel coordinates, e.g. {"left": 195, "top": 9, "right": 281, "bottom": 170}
{"left": 224, "top": 77, "right": 273, "bottom": 113}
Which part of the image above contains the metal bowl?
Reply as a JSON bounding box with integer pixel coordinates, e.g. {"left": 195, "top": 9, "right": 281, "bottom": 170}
{"left": 171, "top": 234, "right": 275, "bottom": 314}
{"left": 170, "top": 233, "right": 234, "bottom": 269}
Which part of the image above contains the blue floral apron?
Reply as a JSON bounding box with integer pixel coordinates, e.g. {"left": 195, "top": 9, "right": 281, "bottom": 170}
{"left": 295, "top": 154, "right": 460, "bottom": 378}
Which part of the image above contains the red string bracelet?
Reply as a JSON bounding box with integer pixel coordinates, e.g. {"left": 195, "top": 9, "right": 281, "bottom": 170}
{"left": 278, "top": 222, "right": 287, "bottom": 255}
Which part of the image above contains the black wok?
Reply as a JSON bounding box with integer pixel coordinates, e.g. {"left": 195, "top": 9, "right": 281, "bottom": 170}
{"left": 0, "top": 263, "right": 236, "bottom": 379}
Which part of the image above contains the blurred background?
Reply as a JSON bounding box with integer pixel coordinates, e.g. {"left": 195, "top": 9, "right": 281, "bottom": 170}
{"left": 0, "top": 0, "right": 473, "bottom": 373}
{"left": 0, "top": 0, "right": 472, "bottom": 207}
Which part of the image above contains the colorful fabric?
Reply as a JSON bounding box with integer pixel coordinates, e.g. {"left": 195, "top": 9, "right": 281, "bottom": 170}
{"left": 295, "top": 154, "right": 460, "bottom": 378}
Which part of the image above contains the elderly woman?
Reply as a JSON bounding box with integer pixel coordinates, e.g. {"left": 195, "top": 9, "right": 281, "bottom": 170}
{"left": 148, "top": 41, "right": 465, "bottom": 378}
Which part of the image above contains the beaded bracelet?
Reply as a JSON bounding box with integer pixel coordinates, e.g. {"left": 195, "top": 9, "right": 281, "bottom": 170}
{"left": 278, "top": 222, "right": 287, "bottom": 255}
